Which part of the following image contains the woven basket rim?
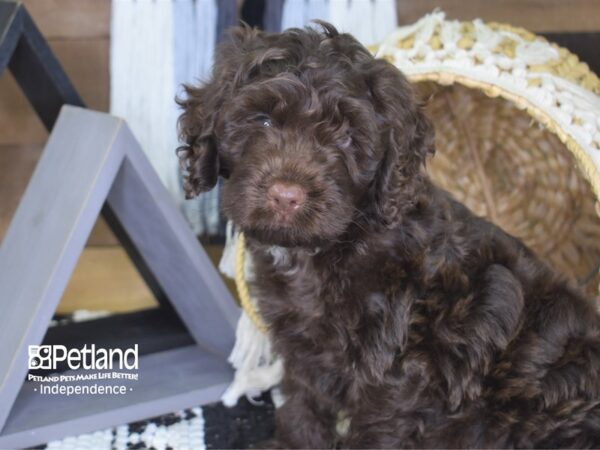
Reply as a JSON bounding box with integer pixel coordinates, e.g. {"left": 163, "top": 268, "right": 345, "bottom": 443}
{"left": 407, "top": 72, "right": 600, "bottom": 204}
{"left": 375, "top": 12, "right": 600, "bottom": 213}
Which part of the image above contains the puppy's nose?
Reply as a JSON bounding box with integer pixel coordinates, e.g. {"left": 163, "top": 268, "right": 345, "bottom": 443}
{"left": 267, "top": 182, "right": 306, "bottom": 216}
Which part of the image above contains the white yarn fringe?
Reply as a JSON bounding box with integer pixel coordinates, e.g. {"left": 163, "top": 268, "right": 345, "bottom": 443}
{"left": 111, "top": 0, "right": 222, "bottom": 235}
{"left": 221, "top": 313, "right": 284, "bottom": 407}
{"left": 219, "top": 222, "right": 284, "bottom": 407}
{"left": 218, "top": 221, "right": 238, "bottom": 279}
{"left": 174, "top": 0, "right": 222, "bottom": 236}
{"left": 110, "top": 0, "right": 181, "bottom": 199}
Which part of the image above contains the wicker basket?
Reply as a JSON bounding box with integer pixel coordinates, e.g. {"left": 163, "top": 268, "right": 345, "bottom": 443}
{"left": 374, "top": 12, "right": 600, "bottom": 297}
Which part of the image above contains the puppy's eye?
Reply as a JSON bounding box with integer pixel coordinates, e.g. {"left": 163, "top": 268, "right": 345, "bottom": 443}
{"left": 255, "top": 115, "right": 272, "bottom": 128}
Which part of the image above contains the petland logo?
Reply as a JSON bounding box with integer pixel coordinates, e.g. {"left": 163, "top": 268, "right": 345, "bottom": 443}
{"left": 28, "top": 344, "right": 138, "bottom": 371}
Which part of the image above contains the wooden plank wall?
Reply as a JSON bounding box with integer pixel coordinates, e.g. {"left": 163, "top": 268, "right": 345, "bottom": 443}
{"left": 0, "top": 0, "right": 110, "bottom": 146}
{"left": 0, "top": 0, "right": 112, "bottom": 245}
{"left": 2, "top": 0, "right": 597, "bottom": 149}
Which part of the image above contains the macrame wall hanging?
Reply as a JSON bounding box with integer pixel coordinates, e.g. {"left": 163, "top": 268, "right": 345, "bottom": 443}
{"left": 110, "top": 0, "right": 237, "bottom": 236}
{"left": 280, "top": 0, "right": 397, "bottom": 46}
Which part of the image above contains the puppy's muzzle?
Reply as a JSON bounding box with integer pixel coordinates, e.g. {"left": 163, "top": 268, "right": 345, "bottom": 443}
{"left": 267, "top": 181, "right": 306, "bottom": 220}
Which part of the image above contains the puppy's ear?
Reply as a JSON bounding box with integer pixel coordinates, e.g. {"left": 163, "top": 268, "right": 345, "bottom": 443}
{"left": 177, "top": 25, "right": 267, "bottom": 199}
{"left": 177, "top": 83, "right": 221, "bottom": 198}
{"left": 365, "top": 59, "right": 435, "bottom": 225}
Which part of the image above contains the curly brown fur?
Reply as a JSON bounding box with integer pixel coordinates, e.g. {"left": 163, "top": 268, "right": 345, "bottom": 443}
{"left": 178, "top": 23, "right": 600, "bottom": 448}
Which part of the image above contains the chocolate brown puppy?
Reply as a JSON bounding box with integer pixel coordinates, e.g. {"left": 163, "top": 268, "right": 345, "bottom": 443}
{"left": 177, "top": 23, "right": 600, "bottom": 448}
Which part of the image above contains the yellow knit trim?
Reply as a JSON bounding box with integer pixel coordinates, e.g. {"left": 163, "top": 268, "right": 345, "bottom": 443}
{"left": 486, "top": 20, "right": 598, "bottom": 93}
{"left": 235, "top": 232, "right": 268, "bottom": 333}
{"left": 385, "top": 22, "right": 600, "bottom": 94}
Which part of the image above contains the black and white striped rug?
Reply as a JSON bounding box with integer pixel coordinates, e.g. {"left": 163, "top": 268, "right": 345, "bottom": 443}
{"left": 37, "top": 394, "right": 274, "bottom": 450}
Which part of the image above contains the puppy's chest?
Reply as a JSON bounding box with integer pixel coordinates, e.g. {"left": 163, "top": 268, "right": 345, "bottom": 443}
{"left": 254, "top": 246, "right": 365, "bottom": 318}
{"left": 251, "top": 246, "right": 386, "bottom": 366}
